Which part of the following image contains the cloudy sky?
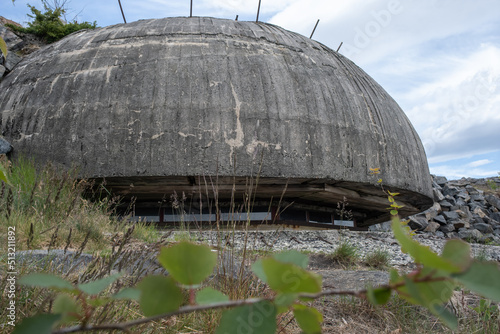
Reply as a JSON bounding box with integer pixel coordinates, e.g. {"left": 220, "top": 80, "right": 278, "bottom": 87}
{"left": 4, "top": 0, "right": 500, "bottom": 180}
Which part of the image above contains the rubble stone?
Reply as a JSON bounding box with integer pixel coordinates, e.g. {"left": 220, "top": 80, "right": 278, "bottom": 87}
{"left": 433, "top": 215, "right": 447, "bottom": 225}
{"left": 486, "top": 194, "right": 500, "bottom": 211}
{"left": 408, "top": 215, "right": 429, "bottom": 231}
{"left": 424, "top": 221, "right": 440, "bottom": 233}
{"left": 439, "top": 224, "right": 456, "bottom": 233}
{"left": 473, "top": 223, "right": 494, "bottom": 234}
{"left": 443, "top": 211, "right": 459, "bottom": 220}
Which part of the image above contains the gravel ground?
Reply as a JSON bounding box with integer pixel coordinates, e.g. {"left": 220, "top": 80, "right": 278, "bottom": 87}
{"left": 175, "top": 229, "right": 500, "bottom": 267}
{"left": 13, "top": 229, "right": 499, "bottom": 287}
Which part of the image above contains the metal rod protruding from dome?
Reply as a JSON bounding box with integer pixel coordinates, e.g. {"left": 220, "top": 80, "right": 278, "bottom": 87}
{"left": 256, "top": 0, "right": 262, "bottom": 22}
{"left": 190, "top": 0, "right": 193, "bottom": 17}
{"left": 336, "top": 42, "right": 343, "bottom": 52}
{"left": 118, "top": 0, "right": 127, "bottom": 23}
{"left": 235, "top": 15, "right": 239, "bottom": 21}
{"left": 310, "top": 19, "right": 320, "bottom": 39}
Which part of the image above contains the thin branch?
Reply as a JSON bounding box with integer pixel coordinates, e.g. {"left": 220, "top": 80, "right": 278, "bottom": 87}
{"left": 52, "top": 298, "right": 268, "bottom": 333}
{"left": 300, "top": 288, "right": 366, "bottom": 300}
{"left": 51, "top": 271, "right": 451, "bottom": 333}
{"left": 52, "top": 286, "right": 376, "bottom": 333}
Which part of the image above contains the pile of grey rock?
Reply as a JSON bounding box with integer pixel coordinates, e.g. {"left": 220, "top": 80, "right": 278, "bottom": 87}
{"left": 0, "top": 17, "right": 45, "bottom": 82}
{"left": 0, "top": 18, "right": 24, "bottom": 80}
{"left": 1, "top": 18, "right": 46, "bottom": 153}
{"left": 372, "top": 175, "right": 500, "bottom": 243}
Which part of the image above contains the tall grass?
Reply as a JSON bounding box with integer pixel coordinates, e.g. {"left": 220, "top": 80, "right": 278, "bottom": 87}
{"left": 0, "top": 157, "right": 151, "bottom": 252}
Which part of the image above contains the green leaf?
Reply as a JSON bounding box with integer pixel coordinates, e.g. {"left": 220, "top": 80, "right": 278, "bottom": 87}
{"left": 87, "top": 297, "right": 110, "bottom": 307}
{"left": 158, "top": 241, "right": 217, "bottom": 286}
{"left": 252, "top": 249, "right": 308, "bottom": 285}
{"left": 403, "top": 276, "right": 424, "bottom": 304}
{"left": 252, "top": 258, "right": 267, "bottom": 283}
{"left": 274, "top": 293, "right": 298, "bottom": 313}
{"left": 429, "top": 304, "right": 458, "bottom": 330}
{"left": 391, "top": 218, "right": 461, "bottom": 273}
{"left": 367, "top": 286, "right": 391, "bottom": 305}
{"left": 275, "top": 293, "right": 298, "bottom": 308}
{"left": 387, "top": 191, "right": 400, "bottom": 197}
{"left": 473, "top": 299, "right": 495, "bottom": 314}
{"left": 12, "top": 314, "right": 62, "bottom": 334}
{"left": 390, "top": 209, "right": 399, "bottom": 216}
{"left": 452, "top": 261, "right": 500, "bottom": 302}
{"left": 441, "top": 239, "right": 471, "bottom": 271}
{"left": 261, "top": 258, "right": 321, "bottom": 294}
{"left": 18, "top": 273, "right": 74, "bottom": 291}
{"left": 112, "top": 287, "right": 141, "bottom": 301}
{"left": 216, "top": 301, "right": 276, "bottom": 334}
{"left": 137, "top": 276, "right": 183, "bottom": 316}
{"left": 272, "top": 250, "right": 309, "bottom": 269}
{"left": 396, "top": 269, "right": 457, "bottom": 329}
{"left": 196, "top": 287, "right": 229, "bottom": 305}
{"left": 389, "top": 269, "right": 401, "bottom": 283}
{"left": 293, "top": 304, "right": 323, "bottom": 334}
{"left": 398, "top": 268, "right": 455, "bottom": 306}
{"left": 0, "top": 163, "right": 10, "bottom": 185}
{"left": 0, "top": 37, "right": 8, "bottom": 58}
{"left": 53, "top": 294, "right": 81, "bottom": 324}
{"left": 78, "top": 273, "right": 121, "bottom": 295}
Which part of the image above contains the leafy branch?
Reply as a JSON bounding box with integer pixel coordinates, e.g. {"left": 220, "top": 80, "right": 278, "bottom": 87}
{"left": 14, "top": 222, "right": 500, "bottom": 334}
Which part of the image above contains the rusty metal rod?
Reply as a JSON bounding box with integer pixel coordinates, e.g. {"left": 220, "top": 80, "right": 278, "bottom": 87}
{"left": 118, "top": 0, "right": 126, "bottom": 23}
{"left": 310, "top": 19, "right": 320, "bottom": 39}
{"left": 336, "top": 42, "right": 343, "bottom": 52}
{"left": 256, "top": 0, "right": 262, "bottom": 22}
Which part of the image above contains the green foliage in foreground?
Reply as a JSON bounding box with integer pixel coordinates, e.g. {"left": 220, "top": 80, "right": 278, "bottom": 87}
{"left": 6, "top": 0, "right": 96, "bottom": 43}
{"left": 14, "top": 220, "right": 500, "bottom": 334}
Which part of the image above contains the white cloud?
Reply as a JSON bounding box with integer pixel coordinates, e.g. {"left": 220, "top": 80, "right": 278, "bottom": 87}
{"left": 269, "top": 0, "right": 500, "bottom": 66}
{"left": 199, "top": 0, "right": 298, "bottom": 16}
{"left": 400, "top": 44, "right": 500, "bottom": 163}
{"left": 467, "top": 159, "right": 493, "bottom": 168}
{"left": 430, "top": 164, "right": 499, "bottom": 180}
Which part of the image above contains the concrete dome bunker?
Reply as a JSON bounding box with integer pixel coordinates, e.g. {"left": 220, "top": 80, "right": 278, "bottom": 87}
{"left": 0, "top": 17, "right": 433, "bottom": 228}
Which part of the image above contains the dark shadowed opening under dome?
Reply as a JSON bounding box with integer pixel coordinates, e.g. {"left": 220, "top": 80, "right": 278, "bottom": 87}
{"left": 0, "top": 17, "right": 433, "bottom": 228}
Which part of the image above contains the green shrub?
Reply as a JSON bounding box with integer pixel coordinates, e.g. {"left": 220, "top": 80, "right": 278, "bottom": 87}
{"left": 6, "top": 0, "right": 96, "bottom": 43}
{"left": 364, "top": 248, "right": 391, "bottom": 269}
{"left": 329, "top": 240, "right": 360, "bottom": 267}
{"left": 486, "top": 179, "right": 498, "bottom": 191}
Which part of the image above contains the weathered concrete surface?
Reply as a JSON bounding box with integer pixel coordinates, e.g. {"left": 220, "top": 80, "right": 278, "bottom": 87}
{"left": 0, "top": 17, "right": 433, "bottom": 224}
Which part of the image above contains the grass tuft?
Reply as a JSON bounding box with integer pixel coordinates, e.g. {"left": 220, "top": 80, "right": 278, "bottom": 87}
{"left": 329, "top": 241, "right": 360, "bottom": 268}
{"left": 364, "top": 248, "right": 391, "bottom": 269}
